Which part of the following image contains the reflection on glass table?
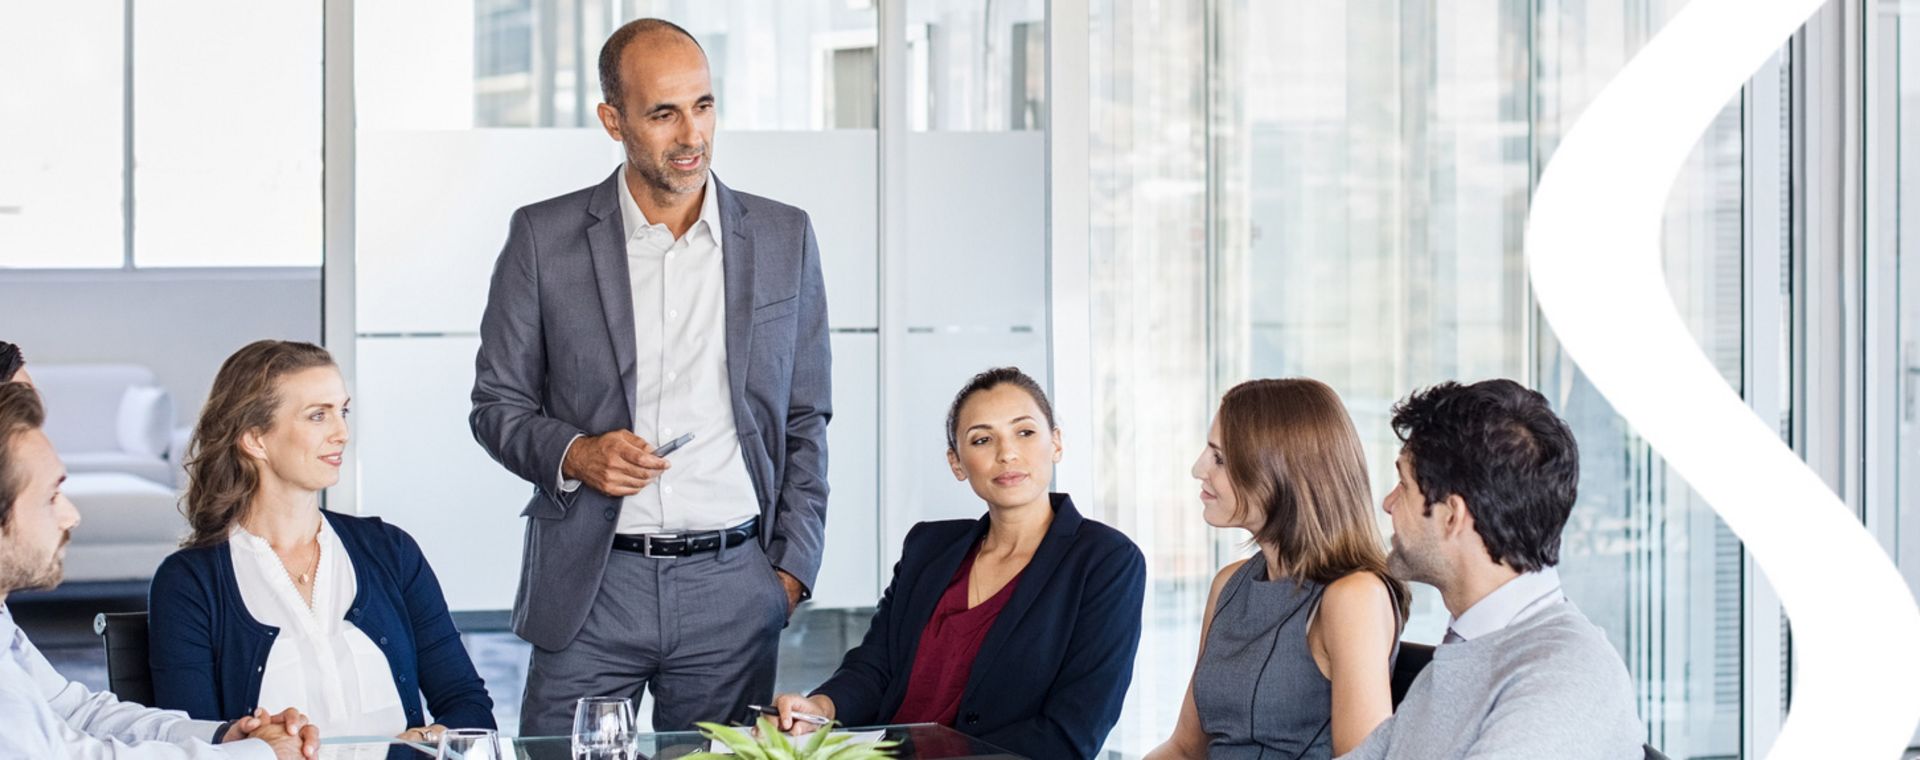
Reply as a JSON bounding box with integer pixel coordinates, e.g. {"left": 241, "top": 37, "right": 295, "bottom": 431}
{"left": 316, "top": 723, "right": 1023, "bottom": 760}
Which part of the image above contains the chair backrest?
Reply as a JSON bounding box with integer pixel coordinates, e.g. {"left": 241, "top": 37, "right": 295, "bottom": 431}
{"left": 92, "top": 611, "right": 154, "bottom": 706}
{"left": 1644, "top": 745, "right": 1669, "bottom": 760}
{"left": 1391, "top": 641, "right": 1435, "bottom": 707}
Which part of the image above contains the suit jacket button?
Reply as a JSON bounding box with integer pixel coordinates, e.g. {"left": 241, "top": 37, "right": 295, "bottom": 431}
{"left": 604, "top": 508, "right": 617, "bottom": 520}
{"left": 963, "top": 712, "right": 979, "bottom": 724}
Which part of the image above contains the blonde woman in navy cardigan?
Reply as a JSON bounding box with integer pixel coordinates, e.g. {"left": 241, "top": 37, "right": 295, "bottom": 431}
{"left": 148, "top": 341, "right": 493, "bottom": 742}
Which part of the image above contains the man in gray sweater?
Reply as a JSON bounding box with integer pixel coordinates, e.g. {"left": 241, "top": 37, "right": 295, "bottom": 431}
{"left": 1339, "top": 379, "right": 1643, "bottom": 760}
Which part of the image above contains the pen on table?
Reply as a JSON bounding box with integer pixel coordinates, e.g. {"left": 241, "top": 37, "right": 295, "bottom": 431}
{"left": 749, "top": 703, "right": 831, "bottom": 727}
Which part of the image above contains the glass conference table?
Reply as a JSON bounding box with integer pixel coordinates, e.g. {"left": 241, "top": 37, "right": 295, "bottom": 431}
{"left": 318, "top": 723, "right": 1024, "bottom": 759}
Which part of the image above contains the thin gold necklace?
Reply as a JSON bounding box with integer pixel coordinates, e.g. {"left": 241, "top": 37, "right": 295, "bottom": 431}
{"left": 249, "top": 523, "right": 322, "bottom": 599}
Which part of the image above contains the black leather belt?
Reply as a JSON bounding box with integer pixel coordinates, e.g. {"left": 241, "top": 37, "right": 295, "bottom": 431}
{"left": 611, "top": 519, "right": 758, "bottom": 558}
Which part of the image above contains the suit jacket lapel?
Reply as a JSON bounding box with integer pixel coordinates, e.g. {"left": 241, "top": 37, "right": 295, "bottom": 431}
{"left": 586, "top": 169, "right": 638, "bottom": 422}
{"left": 962, "top": 494, "right": 1085, "bottom": 700}
{"left": 717, "top": 176, "right": 755, "bottom": 417}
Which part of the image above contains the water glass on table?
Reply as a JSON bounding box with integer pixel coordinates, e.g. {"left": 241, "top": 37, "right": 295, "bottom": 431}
{"left": 572, "top": 695, "right": 639, "bottom": 759}
{"left": 436, "top": 728, "right": 506, "bottom": 760}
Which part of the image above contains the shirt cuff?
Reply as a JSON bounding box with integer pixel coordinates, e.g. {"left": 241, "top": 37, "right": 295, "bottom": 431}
{"left": 222, "top": 739, "right": 281, "bottom": 760}
{"left": 170, "top": 718, "right": 230, "bottom": 746}
{"left": 558, "top": 433, "right": 584, "bottom": 492}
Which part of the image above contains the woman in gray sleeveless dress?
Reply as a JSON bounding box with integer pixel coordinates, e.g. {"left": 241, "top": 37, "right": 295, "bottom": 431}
{"left": 1145, "top": 379, "right": 1410, "bottom": 760}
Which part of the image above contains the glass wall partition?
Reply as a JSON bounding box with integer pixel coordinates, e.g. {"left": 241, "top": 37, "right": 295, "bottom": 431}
{"left": 1089, "top": 1, "right": 1754, "bottom": 754}
{"left": 1087, "top": 0, "right": 1211, "bottom": 750}
{"left": 1534, "top": 2, "right": 1745, "bottom": 753}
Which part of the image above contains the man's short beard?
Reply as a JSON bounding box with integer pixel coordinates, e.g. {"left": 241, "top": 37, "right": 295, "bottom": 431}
{"left": 0, "top": 534, "right": 66, "bottom": 594}
{"left": 619, "top": 131, "right": 707, "bottom": 198}
{"left": 1386, "top": 547, "right": 1436, "bottom": 585}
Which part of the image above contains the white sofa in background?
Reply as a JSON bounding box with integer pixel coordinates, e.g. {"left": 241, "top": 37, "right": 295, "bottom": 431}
{"left": 61, "top": 473, "right": 188, "bottom": 582}
{"left": 29, "top": 364, "right": 192, "bottom": 583}
{"left": 32, "top": 364, "right": 183, "bottom": 487}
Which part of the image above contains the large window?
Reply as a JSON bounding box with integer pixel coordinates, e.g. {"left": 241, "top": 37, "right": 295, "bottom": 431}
{"left": 1092, "top": 1, "right": 1753, "bottom": 754}
{"left": 0, "top": 2, "right": 322, "bottom": 269}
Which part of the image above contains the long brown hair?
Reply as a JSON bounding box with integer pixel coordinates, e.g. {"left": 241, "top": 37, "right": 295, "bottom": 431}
{"left": 180, "top": 340, "right": 336, "bottom": 548}
{"left": 1218, "top": 378, "right": 1410, "bottom": 621}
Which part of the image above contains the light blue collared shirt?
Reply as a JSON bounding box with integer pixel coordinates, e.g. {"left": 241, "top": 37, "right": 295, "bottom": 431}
{"left": 1445, "top": 567, "right": 1566, "bottom": 642}
{"left": 0, "top": 604, "right": 273, "bottom": 759}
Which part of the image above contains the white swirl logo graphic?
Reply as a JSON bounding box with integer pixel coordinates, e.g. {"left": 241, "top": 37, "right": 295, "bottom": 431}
{"left": 1526, "top": 0, "right": 1920, "bottom": 756}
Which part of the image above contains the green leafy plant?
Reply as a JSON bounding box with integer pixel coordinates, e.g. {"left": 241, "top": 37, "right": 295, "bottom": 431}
{"left": 681, "top": 717, "right": 899, "bottom": 760}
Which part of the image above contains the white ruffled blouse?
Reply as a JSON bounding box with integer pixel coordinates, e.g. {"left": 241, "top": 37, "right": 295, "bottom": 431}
{"left": 229, "top": 519, "right": 408, "bottom": 738}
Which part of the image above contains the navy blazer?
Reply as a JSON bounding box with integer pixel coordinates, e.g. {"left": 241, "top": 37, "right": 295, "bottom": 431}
{"left": 146, "top": 511, "right": 495, "bottom": 731}
{"left": 814, "top": 494, "right": 1145, "bottom": 759}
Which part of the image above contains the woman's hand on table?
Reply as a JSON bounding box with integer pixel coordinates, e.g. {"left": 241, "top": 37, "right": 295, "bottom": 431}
{"left": 771, "top": 693, "right": 836, "bottom": 736}
{"left": 398, "top": 724, "right": 448, "bottom": 744}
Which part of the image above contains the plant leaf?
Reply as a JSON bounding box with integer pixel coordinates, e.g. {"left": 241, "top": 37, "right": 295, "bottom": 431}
{"left": 798, "top": 720, "right": 835, "bottom": 756}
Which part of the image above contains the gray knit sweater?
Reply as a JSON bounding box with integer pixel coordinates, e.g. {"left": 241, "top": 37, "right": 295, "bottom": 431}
{"left": 1337, "top": 599, "right": 1643, "bottom": 760}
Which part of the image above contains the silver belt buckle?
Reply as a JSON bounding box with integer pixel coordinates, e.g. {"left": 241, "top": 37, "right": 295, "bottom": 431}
{"left": 644, "top": 533, "right": 679, "bottom": 557}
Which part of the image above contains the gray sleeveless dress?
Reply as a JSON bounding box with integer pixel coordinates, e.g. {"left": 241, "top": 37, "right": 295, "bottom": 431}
{"left": 1193, "top": 557, "right": 1332, "bottom": 760}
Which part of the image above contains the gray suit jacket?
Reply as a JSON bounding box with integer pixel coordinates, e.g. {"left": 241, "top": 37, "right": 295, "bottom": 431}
{"left": 470, "top": 169, "right": 832, "bottom": 651}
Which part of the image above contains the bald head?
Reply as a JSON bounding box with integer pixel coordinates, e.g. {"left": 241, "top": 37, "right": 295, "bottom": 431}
{"left": 599, "top": 18, "right": 705, "bottom": 112}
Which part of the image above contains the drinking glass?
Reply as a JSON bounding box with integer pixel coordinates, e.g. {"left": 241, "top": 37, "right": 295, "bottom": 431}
{"left": 572, "top": 696, "right": 638, "bottom": 759}
{"left": 436, "top": 728, "right": 506, "bottom": 760}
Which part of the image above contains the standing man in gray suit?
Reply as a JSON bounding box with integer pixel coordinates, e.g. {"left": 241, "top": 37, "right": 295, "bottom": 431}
{"left": 470, "top": 18, "right": 831, "bottom": 736}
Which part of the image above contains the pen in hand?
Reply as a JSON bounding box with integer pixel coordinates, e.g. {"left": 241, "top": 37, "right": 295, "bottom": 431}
{"left": 749, "top": 703, "right": 831, "bottom": 727}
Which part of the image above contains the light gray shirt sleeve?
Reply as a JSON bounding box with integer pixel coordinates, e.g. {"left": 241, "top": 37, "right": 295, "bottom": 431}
{"left": 1, "top": 621, "right": 275, "bottom": 759}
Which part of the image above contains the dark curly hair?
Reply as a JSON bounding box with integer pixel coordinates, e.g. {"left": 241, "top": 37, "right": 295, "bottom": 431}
{"left": 1389, "top": 379, "right": 1579, "bottom": 572}
{"left": 0, "top": 342, "right": 23, "bottom": 383}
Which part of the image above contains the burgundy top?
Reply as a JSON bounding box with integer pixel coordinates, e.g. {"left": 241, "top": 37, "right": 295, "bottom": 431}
{"left": 888, "top": 547, "right": 1022, "bottom": 726}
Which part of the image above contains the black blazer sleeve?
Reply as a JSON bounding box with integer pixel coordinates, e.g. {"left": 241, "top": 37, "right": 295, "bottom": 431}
{"left": 975, "top": 539, "right": 1146, "bottom": 758}
{"left": 810, "top": 524, "right": 924, "bottom": 723}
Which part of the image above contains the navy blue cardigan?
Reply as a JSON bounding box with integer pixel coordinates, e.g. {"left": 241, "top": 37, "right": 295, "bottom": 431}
{"left": 146, "top": 510, "right": 495, "bottom": 731}
{"left": 814, "top": 494, "right": 1145, "bottom": 760}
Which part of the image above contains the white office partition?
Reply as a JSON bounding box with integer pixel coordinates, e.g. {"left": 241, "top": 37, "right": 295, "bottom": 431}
{"left": 354, "top": 128, "right": 881, "bottom": 611}
{"left": 901, "top": 132, "right": 1048, "bottom": 329}
{"left": 711, "top": 131, "right": 880, "bottom": 327}
{"left": 354, "top": 335, "right": 531, "bottom": 611}
{"left": 356, "top": 129, "right": 619, "bottom": 334}
{"left": 882, "top": 131, "right": 1048, "bottom": 570}
{"left": 817, "top": 332, "right": 881, "bottom": 607}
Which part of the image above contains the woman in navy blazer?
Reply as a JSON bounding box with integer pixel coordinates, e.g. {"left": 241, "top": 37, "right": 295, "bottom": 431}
{"left": 148, "top": 341, "right": 493, "bottom": 741}
{"left": 773, "top": 367, "right": 1146, "bottom": 759}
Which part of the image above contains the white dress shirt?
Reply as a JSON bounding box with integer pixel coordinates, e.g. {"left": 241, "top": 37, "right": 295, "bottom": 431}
{"left": 0, "top": 604, "right": 273, "bottom": 759}
{"left": 561, "top": 171, "right": 761, "bottom": 535}
{"left": 1444, "top": 567, "right": 1566, "bottom": 643}
{"left": 230, "top": 521, "right": 407, "bottom": 737}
